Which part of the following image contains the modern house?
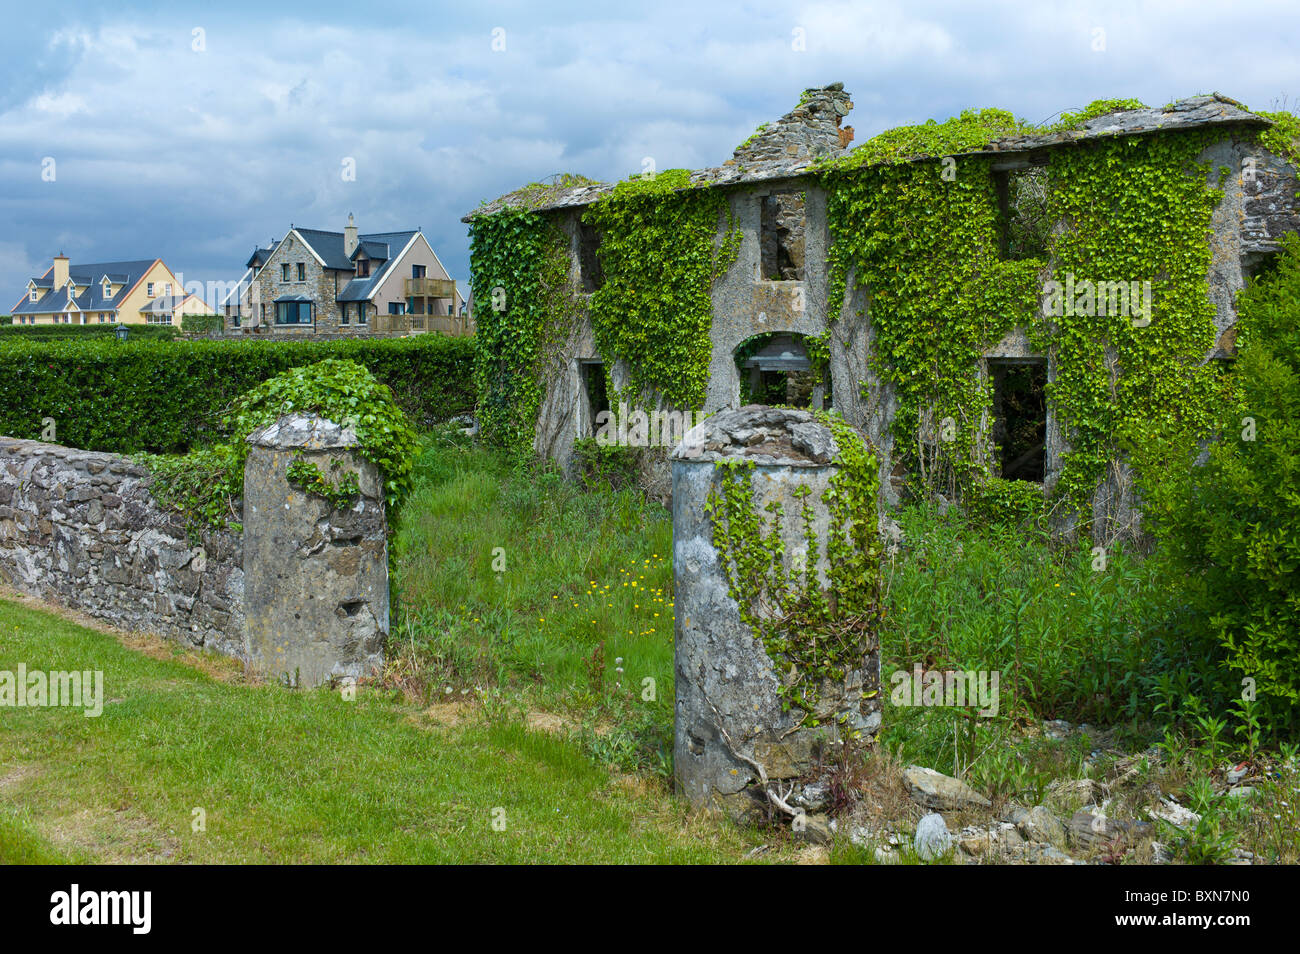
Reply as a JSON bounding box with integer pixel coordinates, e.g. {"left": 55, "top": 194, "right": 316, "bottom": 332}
{"left": 221, "top": 216, "right": 468, "bottom": 336}
{"left": 10, "top": 256, "right": 211, "bottom": 325}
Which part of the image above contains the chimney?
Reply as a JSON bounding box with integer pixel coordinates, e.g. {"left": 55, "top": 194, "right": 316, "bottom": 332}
{"left": 344, "top": 213, "right": 358, "bottom": 258}
{"left": 730, "top": 82, "right": 855, "bottom": 164}
{"left": 52, "top": 252, "right": 69, "bottom": 290}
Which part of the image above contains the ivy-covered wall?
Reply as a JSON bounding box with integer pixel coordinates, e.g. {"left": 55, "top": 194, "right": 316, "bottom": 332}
{"left": 465, "top": 91, "right": 1300, "bottom": 538}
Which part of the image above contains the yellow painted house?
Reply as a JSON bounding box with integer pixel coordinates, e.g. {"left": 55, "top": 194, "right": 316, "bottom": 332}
{"left": 10, "top": 255, "right": 213, "bottom": 325}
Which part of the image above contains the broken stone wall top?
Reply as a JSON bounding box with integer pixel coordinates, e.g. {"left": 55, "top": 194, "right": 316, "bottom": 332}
{"left": 731, "top": 83, "right": 854, "bottom": 163}
{"left": 463, "top": 90, "right": 1275, "bottom": 222}
{"left": 673, "top": 405, "right": 839, "bottom": 466}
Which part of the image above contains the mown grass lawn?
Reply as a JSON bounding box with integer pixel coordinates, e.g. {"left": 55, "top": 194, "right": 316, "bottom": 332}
{"left": 0, "top": 597, "right": 784, "bottom": 864}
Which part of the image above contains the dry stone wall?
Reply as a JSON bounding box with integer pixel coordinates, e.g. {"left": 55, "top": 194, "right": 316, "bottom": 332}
{"left": 0, "top": 413, "right": 389, "bottom": 686}
{"left": 0, "top": 437, "right": 244, "bottom": 656}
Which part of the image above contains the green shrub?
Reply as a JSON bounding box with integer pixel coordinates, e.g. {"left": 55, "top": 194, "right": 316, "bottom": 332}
{"left": 139, "top": 359, "right": 420, "bottom": 532}
{"left": 571, "top": 437, "right": 641, "bottom": 491}
{"left": 226, "top": 358, "right": 420, "bottom": 511}
{"left": 0, "top": 315, "right": 11, "bottom": 325}
{"left": 1146, "top": 233, "right": 1300, "bottom": 738}
{"left": 0, "top": 323, "right": 177, "bottom": 341}
{"left": 0, "top": 335, "right": 475, "bottom": 453}
{"left": 963, "top": 476, "right": 1046, "bottom": 529}
{"left": 180, "top": 313, "right": 224, "bottom": 335}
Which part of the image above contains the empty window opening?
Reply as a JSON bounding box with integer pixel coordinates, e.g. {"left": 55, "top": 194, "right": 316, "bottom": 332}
{"left": 990, "top": 359, "right": 1047, "bottom": 482}
{"left": 578, "top": 221, "right": 604, "bottom": 292}
{"left": 994, "top": 164, "right": 1051, "bottom": 261}
{"left": 580, "top": 360, "right": 609, "bottom": 435}
{"left": 759, "top": 191, "right": 807, "bottom": 281}
{"left": 734, "top": 332, "right": 830, "bottom": 410}
{"left": 1242, "top": 249, "right": 1280, "bottom": 286}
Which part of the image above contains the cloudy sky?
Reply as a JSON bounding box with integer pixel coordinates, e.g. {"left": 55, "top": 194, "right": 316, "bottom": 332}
{"left": 3, "top": 0, "right": 1297, "bottom": 309}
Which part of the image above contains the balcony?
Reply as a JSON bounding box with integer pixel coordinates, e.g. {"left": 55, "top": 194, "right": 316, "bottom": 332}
{"left": 404, "top": 277, "right": 456, "bottom": 299}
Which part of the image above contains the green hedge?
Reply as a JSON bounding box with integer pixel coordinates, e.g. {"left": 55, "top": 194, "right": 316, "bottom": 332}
{"left": 180, "top": 313, "right": 224, "bottom": 334}
{"left": 0, "top": 335, "right": 475, "bottom": 453}
{"left": 0, "top": 323, "right": 178, "bottom": 341}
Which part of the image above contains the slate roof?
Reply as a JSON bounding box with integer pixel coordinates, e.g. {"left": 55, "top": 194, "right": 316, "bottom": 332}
{"left": 13, "top": 259, "right": 159, "bottom": 315}
{"left": 140, "top": 295, "right": 190, "bottom": 314}
{"left": 246, "top": 242, "right": 281, "bottom": 269}
{"left": 463, "top": 94, "right": 1273, "bottom": 222}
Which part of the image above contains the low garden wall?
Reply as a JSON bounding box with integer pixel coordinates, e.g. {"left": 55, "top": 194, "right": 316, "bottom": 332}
{"left": 0, "top": 412, "right": 389, "bottom": 686}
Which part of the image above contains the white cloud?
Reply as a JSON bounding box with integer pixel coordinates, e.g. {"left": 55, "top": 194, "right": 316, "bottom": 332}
{"left": 0, "top": 0, "right": 1297, "bottom": 304}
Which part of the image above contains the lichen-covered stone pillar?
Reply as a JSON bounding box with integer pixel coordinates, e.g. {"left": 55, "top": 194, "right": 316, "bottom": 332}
{"left": 672, "top": 406, "right": 882, "bottom": 819}
{"left": 243, "top": 413, "right": 388, "bottom": 687}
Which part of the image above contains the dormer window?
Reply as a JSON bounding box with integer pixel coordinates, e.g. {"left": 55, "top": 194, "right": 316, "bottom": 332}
{"left": 356, "top": 258, "right": 370, "bottom": 278}
{"left": 29, "top": 290, "right": 37, "bottom": 302}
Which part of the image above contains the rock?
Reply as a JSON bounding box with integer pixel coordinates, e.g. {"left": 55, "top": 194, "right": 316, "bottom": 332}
{"left": 1226, "top": 785, "right": 1258, "bottom": 800}
{"left": 958, "top": 822, "right": 1024, "bottom": 856}
{"left": 1045, "top": 777, "right": 1100, "bottom": 812}
{"left": 902, "top": 765, "right": 992, "bottom": 812}
{"left": 914, "top": 812, "right": 952, "bottom": 861}
{"left": 794, "top": 778, "right": 830, "bottom": 813}
{"left": 792, "top": 812, "right": 833, "bottom": 846}
{"left": 1068, "top": 810, "right": 1153, "bottom": 849}
{"left": 1002, "top": 805, "right": 1030, "bottom": 826}
{"left": 1030, "top": 844, "right": 1083, "bottom": 865}
{"left": 1147, "top": 796, "right": 1201, "bottom": 829}
{"left": 1226, "top": 762, "right": 1250, "bottom": 784}
{"left": 1151, "top": 841, "right": 1173, "bottom": 864}
{"left": 1018, "top": 805, "right": 1067, "bottom": 848}
{"left": 1043, "top": 719, "right": 1073, "bottom": 740}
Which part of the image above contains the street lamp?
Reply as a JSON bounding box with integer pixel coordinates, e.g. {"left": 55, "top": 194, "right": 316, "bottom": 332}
{"left": 114, "top": 324, "right": 129, "bottom": 341}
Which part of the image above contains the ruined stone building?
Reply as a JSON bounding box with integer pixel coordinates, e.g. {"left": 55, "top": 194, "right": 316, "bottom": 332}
{"left": 466, "top": 84, "right": 1300, "bottom": 535}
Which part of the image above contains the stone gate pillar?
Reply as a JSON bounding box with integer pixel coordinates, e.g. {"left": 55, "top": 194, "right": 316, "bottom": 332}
{"left": 243, "top": 413, "right": 388, "bottom": 687}
{"left": 671, "top": 406, "right": 882, "bottom": 819}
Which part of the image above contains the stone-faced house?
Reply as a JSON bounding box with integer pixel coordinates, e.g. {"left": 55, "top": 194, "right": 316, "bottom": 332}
{"left": 221, "top": 215, "right": 467, "bottom": 335}
{"left": 465, "top": 85, "right": 1300, "bottom": 538}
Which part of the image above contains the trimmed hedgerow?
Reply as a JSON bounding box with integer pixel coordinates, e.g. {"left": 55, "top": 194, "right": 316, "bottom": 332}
{"left": 179, "top": 313, "right": 225, "bottom": 335}
{"left": 0, "top": 334, "right": 475, "bottom": 453}
{"left": 0, "top": 323, "right": 178, "bottom": 341}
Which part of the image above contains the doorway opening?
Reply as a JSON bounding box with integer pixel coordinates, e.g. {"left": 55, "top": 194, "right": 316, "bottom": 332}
{"left": 579, "top": 360, "right": 609, "bottom": 436}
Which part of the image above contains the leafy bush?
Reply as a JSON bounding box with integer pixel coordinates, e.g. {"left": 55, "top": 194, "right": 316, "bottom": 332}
{"left": 1145, "top": 233, "right": 1300, "bottom": 738}
{"left": 0, "top": 334, "right": 474, "bottom": 453}
{"left": 180, "top": 313, "right": 224, "bottom": 334}
{"left": 227, "top": 358, "right": 419, "bottom": 511}
{"left": 571, "top": 436, "right": 641, "bottom": 491}
{"left": 0, "top": 323, "right": 177, "bottom": 340}
{"left": 964, "top": 476, "right": 1046, "bottom": 529}
{"left": 139, "top": 359, "right": 419, "bottom": 531}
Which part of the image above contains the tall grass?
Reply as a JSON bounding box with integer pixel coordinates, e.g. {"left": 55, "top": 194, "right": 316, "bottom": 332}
{"left": 390, "top": 430, "right": 676, "bottom": 750}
